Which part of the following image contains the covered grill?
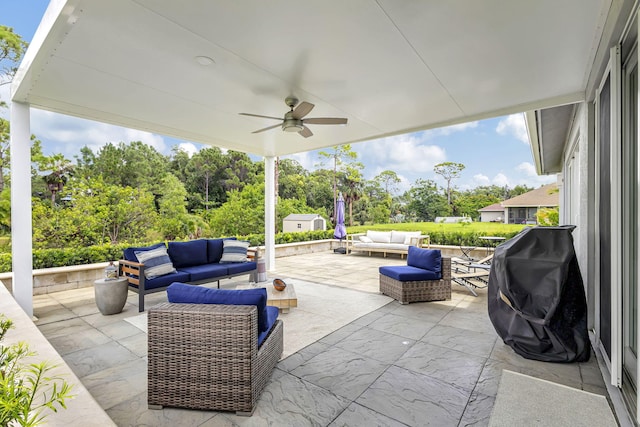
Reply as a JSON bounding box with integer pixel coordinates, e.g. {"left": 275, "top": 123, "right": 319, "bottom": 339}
{"left": 488, "top": 226, "right": 590, "bottom": 362}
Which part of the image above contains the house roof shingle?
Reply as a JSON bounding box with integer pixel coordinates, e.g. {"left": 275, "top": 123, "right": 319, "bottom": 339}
{"left": 500, "top": 183, "right": 559, "bottom": 207}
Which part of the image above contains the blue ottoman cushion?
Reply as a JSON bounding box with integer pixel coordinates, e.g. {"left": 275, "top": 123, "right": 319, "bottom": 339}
{"left": 379, "top": 265, "right": 440, "bottom": 281}
{"left": 166, "top": 283, "right": 269, "bottom": 332}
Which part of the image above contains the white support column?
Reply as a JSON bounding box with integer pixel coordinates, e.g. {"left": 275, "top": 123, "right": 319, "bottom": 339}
{"left": 10, "top": 102, "right": 34, "bottom": 317}
{"left": 264, "top": 156, "right": 276, "bottom": 271}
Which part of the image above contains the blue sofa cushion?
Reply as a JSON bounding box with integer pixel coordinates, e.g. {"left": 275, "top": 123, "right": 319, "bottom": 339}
{"left": 167, "top": 283, "right": 269, "bottom": 332}
{"left": 167, "top": 240, "right": 208, "bottom": 268}
{"left": 134, "top": 246, "right": 177, "bottom": 279}
{"left": 257, "top": 306, "right": 279, "bottom": 348}
{"left": 407, "top": 247, "right": 442, "bottom": 276}
{"left": 220, "top": 239, "right": 250, "bottom": 263}
{"left": 226, "top": 261, "right": 257, "bottom": 276}
{"left": 140, "top": 271, "right": 191, "bottom": 290}
{"left": 379, "top": 265, "right": 441, "bottom": 281}
{"left": 207, "top": 237, "right": 237, "bottom": 264}
{"left": 178, "top": 264, "right": 229, "bottom": 282}
{"left": 123, "top": 242, "right": 165, "bottom": 262}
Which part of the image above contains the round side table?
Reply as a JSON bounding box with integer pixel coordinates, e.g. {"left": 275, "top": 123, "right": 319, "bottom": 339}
{"left": 94, "top": 277, "right": 129, "bottom": 315}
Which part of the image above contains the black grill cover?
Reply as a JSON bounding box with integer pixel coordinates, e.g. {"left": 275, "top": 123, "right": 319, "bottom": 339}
{"left": 488, "top": 226, "right": 590, "bottom": 362}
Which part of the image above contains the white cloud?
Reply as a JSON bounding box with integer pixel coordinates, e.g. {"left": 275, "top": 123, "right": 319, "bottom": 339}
{"left": 496, "top": 113, "right": 528, "bottom": 144}
{"left": 282, "top": 151, "right": 315, "bottom": 171}
{"left": 492, "top": 173, "right": 510, "bottom": 187}
{"left": 516, "top": 161, "right": 538, "bottom": 177}
{"left": 177, "top": 142, "right": 199, "bottom": 157}
{"left": 433, "top": 121, "right": 479, "bottom": 136}
{"left": 357, "top": 134, "right": 447, "bottom": 174}
{"left": 473, "top": 173, "right": 491, "bottom": 186}
{"left": 28, "top": 110, "right": 167, "bottom": 156}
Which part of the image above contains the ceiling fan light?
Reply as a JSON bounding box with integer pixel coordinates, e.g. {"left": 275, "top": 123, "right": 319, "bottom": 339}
{"left": 282, "top": 119, "right": 303, "bottom": 132}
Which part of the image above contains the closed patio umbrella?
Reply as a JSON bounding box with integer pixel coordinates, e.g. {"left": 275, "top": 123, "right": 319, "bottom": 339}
{"left": 333, "top": 192, "right": 347, "bottom": 253}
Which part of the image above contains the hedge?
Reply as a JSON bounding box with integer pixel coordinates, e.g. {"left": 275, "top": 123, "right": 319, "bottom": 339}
{"left": 0, "top": 224, "right": 526, "bottom": 273}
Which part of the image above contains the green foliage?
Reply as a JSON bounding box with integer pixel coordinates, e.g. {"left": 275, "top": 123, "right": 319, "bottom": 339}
{"left": 536, "top": 207, "right": 559, "bottom": 226}
{"left": 0, "top": 315, "right": 73, "bottom": 426}
{"left": 406, "top": 179, "right": 450, "bottom": 221}
{"left": 348, "top": 222, "right": 525, "bottom": 246}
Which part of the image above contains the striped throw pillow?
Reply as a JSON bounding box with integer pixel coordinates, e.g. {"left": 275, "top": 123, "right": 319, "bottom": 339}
{"left": 219, "top": 240, "right": 250, "bottom": 263}
{"left": 135, "top": 246, "right": 176, "bottom": 279}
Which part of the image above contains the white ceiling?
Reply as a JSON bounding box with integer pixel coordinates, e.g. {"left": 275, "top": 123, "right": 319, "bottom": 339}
{"left": 12, "top": 0, "right": 610, "bottom": 157}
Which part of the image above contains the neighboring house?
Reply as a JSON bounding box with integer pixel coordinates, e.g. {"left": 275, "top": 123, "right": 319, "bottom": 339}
{"left": 501, "top": 183, "right": 559, "bottom": 224}
{"left": 282, "top": 214, "right": 326, "bottom": 233}
{"left": 478, "top": 183, "right": 559, "bottom": 224}
{"left": 478, "top": 203, "right": 504, "bottom": 223}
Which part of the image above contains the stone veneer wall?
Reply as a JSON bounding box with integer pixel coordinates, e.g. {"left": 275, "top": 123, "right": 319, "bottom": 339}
{"left": 0, "top": 240, "right": 490, "bottom": 295}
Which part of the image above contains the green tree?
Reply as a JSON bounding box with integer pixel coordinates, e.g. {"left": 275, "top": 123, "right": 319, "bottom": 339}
{"left": 0, "top": 25, "right": 28, "bottom": 106}
{"left": 406, "top": 179, "right": 450, "bottom": 221}
{"left": 305, "top": 169, "right": 334, "bottom": 210}
{"left": 374, "top": 170, "right": 401, "bottom": 196}
{"left": 317, "top": 144, "right": 358, "bottom": 221}
{"left": 434, "top": 161, "right": 465, "bottom": 207}
{"left": 277, "top": 158, "right": 308, "bottom": 201}
{"left": 185, "top": 147, "right": 225, "bottom": 211}
{"left": 208, "top": 182, "right": 265, "bottom": 236}
{"left": 157, "top": 173, "right": 207, "bottom": 240}
{"left": 341, "top": 163, "right": 364, "bottom": 226}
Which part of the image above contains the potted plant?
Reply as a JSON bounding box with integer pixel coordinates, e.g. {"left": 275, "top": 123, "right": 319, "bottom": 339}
{"left": 0, "top": 315, "right": 73, "bottom": 426}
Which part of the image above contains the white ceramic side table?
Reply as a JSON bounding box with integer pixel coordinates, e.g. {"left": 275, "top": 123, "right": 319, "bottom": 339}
{"left": 94, "top": 277, "right": 129, "bottom": 315}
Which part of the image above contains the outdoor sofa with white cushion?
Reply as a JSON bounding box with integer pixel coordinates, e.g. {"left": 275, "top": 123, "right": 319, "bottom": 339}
{"left": 346, "top": 230, "right": 430, "bottom": 258}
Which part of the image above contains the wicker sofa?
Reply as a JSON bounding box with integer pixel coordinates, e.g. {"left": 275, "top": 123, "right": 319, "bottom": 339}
{"left": 379, "top": 247, "right": 451, "bottom": 304}
{"left": 119, "top": 238, "right": 257, "bottom": 312}
{"left": 347, "top": 230, "right": 430, "bottom": 258}
{"left": 147, "top": 285, "right": 283, "bottom": 415}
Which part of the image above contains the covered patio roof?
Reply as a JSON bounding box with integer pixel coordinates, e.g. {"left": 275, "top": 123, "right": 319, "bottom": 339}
{"left": 9, "top": 0, "right": 623, "bottom": 316}
{"left": 12, "top": 0, "right": 612, "bottom": 157}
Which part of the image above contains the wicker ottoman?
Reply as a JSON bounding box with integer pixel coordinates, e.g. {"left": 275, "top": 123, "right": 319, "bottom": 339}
{"left": 379, "top": 257, "right": 451, "bottom": 304}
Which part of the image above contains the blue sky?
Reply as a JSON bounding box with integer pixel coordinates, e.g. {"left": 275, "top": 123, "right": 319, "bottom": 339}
{"left": 1, "top": 1, "right": 556, "bottom": 194}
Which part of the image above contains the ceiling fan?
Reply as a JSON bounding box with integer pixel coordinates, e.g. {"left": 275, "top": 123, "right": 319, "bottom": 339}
{"left": 239, "top": 96, "right": 347, "bottom": 138}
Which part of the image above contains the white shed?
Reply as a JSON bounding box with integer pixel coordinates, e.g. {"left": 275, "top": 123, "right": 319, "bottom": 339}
{"left": 283, "top": 214, "right": 326, "bottom": 233}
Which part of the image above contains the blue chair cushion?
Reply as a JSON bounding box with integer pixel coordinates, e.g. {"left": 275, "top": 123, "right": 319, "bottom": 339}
{"left": 226, "top": 261, "right": 257, "bottom": 275}
{"left": 141, "top": 271, "right": 191, "bottom": 290}
{"left": 167, "top": 240, "right": 208, "bottom": 268}
{"left": 177, "top": 264, "right": 229, "bottom": 282}
{"left": 257, "top": 306, "right": 279, "bottom": 348}
{"left": 379, "top": 265, "right": 441, "bottom": 281}
{"left": 166, "top": 283, "right": 269, "bottom": 332}
{"left": 123, "top": 242, "right": 165, "bottom": 262}
{"left": 207, "top": 237, "right": 237, "bottom": 264}
{"left": 407, "top": 247, "right": 442, "bottom": 276}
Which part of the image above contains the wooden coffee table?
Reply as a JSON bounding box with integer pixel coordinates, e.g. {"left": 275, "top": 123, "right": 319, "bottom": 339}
{"left": 237, "top": 279, "right": 297, "bottom": 313}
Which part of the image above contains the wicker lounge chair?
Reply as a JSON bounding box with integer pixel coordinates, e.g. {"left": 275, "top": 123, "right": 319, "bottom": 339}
{"left": 379, "top": 248, "right": 451, "bottom": 304}
{"left": 147, "top": 302, "right": 283, "bottom": 415}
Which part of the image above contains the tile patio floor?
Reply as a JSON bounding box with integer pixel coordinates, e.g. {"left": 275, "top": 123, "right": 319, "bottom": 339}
{"left": 33, "top": 251, "right": 613, "bottom": 426}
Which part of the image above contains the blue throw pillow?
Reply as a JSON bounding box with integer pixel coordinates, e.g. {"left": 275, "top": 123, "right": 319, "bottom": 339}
{"left": 123, "top": 242, "right": 165, "bottom": 262}
{"left": 219, "top": 240, "right": 250, "bottom": 263}
{"left": 407, "top": 247, "right": 441, "bottom": 276}
{"left": 207, "top": 237, "right": 237, "bottom": 264}
{"left": 134, "top": 246, "right": 177, "bottom": 279}
{"left": 167, "top": 283, "right": 269, "bottom": 332}
{"left": 167, "top": 240, "right": 208, "bottom": 268}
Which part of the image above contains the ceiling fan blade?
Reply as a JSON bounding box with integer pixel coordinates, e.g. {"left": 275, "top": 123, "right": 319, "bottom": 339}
{"left": 303, "top": 117, "right": 348, "bottom": 125}
{"left": 298, "top": 126, "right": 313, "bottom": 138}
{"left": 239, "top": 113, "right": 283, "bottom": 121}
{"left": 292, "top": 101, "right": 314, "bottom": 119}
{"left": 252, "top": 123, "right": 282, "bottom": 134}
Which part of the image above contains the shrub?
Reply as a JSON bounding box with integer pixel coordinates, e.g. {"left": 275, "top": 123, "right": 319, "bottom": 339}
{"left": 0, "top": 316, "right": 73, "bottom": 426}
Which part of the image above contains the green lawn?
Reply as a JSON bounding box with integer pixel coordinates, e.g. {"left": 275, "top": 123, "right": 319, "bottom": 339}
{"left": 347, "top": 222, "right": 527, "bottom": 246}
